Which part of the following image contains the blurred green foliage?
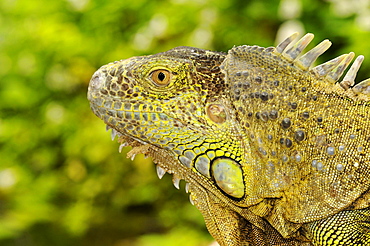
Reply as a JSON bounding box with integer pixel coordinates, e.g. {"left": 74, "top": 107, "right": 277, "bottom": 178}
{"left": 1, "top": 0, "right": 370, "bottom": 245}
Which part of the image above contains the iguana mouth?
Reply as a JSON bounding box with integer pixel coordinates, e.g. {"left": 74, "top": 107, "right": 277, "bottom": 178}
{"left": 105, "top": 124, "right": 203, "bottom": 205}
{"left": 108, "top": 125, "right": 176, "bottom": 176}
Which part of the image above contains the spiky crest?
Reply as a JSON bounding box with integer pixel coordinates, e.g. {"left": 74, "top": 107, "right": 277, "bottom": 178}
{"left": 275, "top": 33, "right": 370, "bottom": 101}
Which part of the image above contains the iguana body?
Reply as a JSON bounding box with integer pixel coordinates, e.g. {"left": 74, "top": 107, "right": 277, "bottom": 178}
{"left": 88, "top": 33, "right": 370, "bottom": 245}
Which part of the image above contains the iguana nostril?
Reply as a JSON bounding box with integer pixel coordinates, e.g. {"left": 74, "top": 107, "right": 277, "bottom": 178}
{"left": 89, "top": 71, "right": 105, "bottom": 91}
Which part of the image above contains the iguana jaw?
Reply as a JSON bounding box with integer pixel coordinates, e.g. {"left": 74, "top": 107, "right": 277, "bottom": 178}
{"left": 111, "top": 131, "right": 261, "bottom": 220}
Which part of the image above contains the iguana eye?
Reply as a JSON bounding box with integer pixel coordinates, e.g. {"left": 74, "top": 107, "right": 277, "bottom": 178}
{"left": 151, "top": 69, "right": 171, "bottom": 86}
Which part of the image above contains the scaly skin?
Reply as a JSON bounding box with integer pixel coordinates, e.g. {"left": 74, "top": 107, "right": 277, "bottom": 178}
{"left": 88, "top": 34, "right": 370, "bottom": 245}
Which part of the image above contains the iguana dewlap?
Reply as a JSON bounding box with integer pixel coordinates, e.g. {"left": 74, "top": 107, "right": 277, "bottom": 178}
{"left": 88, "top": 33, "right": 370, "bottom": 245}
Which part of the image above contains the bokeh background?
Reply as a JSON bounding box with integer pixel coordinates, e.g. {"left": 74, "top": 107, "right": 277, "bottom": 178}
{"left": 1, "top": 0, "right": 370, "bottom": 245}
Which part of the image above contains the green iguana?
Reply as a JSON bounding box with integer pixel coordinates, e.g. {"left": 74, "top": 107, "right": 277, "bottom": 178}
{"left": 87, "top": 33, "right": 370, "bottom": 245}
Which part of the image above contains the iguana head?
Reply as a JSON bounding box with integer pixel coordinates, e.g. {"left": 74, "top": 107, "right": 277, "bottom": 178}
{"left": 88, "top": 46, "right": 249, "bottom": 200}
